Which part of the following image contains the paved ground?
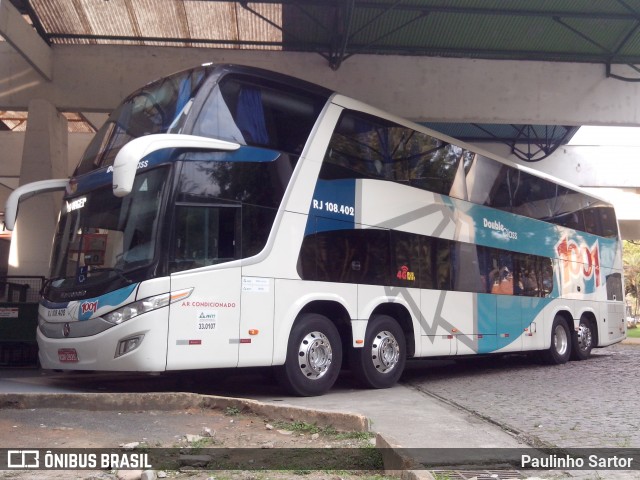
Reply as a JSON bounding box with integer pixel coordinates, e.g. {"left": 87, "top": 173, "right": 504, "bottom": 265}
{"left": 402, "top": 342, "right": 640, "bottom": 449}
{"left": 2, "top": 341, "right": 640, "bottom": 479}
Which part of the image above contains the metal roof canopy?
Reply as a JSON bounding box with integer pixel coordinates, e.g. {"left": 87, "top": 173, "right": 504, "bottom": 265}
{"left": 11, "top": 0, "right": 640, "bottom": 76}
{"left": 9, "top": 0, "right": 638, "bottom": 160}
{"left": 422, "top": 123, "right": 580, "bottom": 162}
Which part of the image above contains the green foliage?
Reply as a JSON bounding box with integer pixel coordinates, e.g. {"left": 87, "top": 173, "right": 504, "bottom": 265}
{"left": 273, "top": 420, "right": 337, "bottom": 435}
{"left": 334, "top": 430, "right": 376, "bottom": 441}
{"left": 624, "top": 241, "right": 640, "bottom": 315}
{"left": 272, "top": 421, "right": 375, "bottom": 443}
{"left": 626, "top": 326, "right": 640, "bottom": 338}
{"left": 224, "top": 406, "right": 241, "bottom": 417}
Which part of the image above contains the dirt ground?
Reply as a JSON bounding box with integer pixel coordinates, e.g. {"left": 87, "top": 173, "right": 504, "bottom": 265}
{"left": 0, "top": 406, "right": 396, "bottom": 480}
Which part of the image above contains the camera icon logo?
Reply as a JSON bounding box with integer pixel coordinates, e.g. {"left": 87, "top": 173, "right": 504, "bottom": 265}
{"left": 7, "top": 450, "right": 39, "bottom": 468}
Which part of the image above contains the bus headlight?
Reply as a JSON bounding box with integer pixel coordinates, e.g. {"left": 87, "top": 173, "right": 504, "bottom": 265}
{"left": 102, "top": 288, "right": 193, "bottom": 325}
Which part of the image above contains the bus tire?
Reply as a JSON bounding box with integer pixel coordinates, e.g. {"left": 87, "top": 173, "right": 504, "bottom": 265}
{"left": 540, "top": 315, "right": 572, "bottom": 365}
{"left": 571, "top": 315, "right": 594, "bottom": 361}
{"left": 351, "top": 314, "right": 406, "bottom": 389}
{"left": 276, "top": 313, "right": 342, "bottom": 397}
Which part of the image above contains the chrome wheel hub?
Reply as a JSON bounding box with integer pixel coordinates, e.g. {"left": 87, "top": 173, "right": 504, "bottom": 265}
{"left": 371, "top": 330, "right": 400, "bottom": 373}
{"left": 297, "top": 331, "right": 333, "bottom": 380}
{"left": 577, "top": 323, "right": 592, "bottom": 352}
{"left": 554, "top": 324, "right": 569, "bottom": 356}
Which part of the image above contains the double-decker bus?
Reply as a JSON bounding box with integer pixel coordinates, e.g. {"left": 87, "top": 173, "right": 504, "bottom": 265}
{"left": 5, "top": 64, "right": 625, "bottom": 396}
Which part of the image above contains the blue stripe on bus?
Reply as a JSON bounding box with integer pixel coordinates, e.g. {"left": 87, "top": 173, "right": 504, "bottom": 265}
{"left": 76, "top": 283, "right": 138, "bottom": 321}
{"left": 41, "top": 283, "right": 138, "bottom": 320}
{"left": 305, "top": 178, "right": 356, "bottom": 235}
{"left": 72, "top": 146, "right": 280, "bottom": 194}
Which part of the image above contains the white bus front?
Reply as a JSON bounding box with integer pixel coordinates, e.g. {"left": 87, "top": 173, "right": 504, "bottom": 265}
{"left": 31, "top": 64, "right": 330, "bottom": 372}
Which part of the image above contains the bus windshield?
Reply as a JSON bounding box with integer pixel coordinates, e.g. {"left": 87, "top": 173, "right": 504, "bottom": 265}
{"left": 48, "top": 168, "right": 168, "bottom": 294}
{"left": 75, "top": 66, "right": 211, "bottom": 175}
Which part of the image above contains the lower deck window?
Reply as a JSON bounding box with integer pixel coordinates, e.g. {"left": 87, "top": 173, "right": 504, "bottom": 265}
{"left": 299, "top": 226, "right": 553, "bottom": 297}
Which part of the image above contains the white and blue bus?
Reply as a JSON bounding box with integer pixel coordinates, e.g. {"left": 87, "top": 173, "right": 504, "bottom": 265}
{"left": 5, "top": 64, "right": 625, "bottom": 396}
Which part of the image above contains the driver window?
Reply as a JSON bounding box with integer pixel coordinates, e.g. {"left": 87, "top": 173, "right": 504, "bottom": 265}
{"left": 170, "top": 205, "right": 239, "bottom": 273}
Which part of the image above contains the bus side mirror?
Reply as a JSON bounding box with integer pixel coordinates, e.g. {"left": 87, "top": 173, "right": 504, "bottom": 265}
{"left": 112, "top": 134, "right": 241, "bottom": 197}
{"left": 4, "top": 179, "right": 69, "bottom": 230}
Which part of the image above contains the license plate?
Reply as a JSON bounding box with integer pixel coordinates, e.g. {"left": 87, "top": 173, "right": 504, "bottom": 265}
{"left": 58, "top": 348, "right": 79, "bottom": 363}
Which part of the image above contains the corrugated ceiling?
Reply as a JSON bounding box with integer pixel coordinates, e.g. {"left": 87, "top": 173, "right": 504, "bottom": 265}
{"left": 9, "top": 0, "right": 640, "bottom": 72}
{"left": 26, "top": 0, "right": 282, "bottom": 49}
{"left": 0, "top": 111, "right": 96, "bottom": 133}
{"left": 6, "top": 0, "right": 640, "bottom": 159}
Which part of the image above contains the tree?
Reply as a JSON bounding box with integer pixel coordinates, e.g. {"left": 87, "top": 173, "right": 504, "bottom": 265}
{"left": 623, "top": 240, "right": 640, "bottom": 315}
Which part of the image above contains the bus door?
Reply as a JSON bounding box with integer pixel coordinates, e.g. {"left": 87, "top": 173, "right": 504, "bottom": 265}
{"left": 167, "top": 268, "right": 241, "bottom": 370}
{"left": 165, "top": 203, "right": 243, "bottom": 370}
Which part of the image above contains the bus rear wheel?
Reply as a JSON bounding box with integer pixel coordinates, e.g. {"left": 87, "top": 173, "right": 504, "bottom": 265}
{"left": 540, "top": 315, "right": 572, "bottom": 365}
{"left": 571, "top": 316, "right": 594, "bottom": 361}
{"left": 351, "top": 315, "right": 406, "bottom": 389}
{"left": 277, "top": 313, "right": 342, "bottom": 397}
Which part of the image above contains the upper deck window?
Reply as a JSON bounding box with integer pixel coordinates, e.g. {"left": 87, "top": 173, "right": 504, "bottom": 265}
{"left": 75, "top": 67, "right": 211, "bottom": 175}
{"left": 192, "top": 75, "right": 327, "bottom": 155}
{"left": 322, "top": 110, "right": 618, "bottom": 239}
{"left": 321, "top": 111, "right": 474, "bottom": 197}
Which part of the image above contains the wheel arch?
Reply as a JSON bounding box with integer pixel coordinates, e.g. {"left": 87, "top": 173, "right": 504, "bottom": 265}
{"left": 298, "top": 300, "right": 352, "bottom": 335}
{"left": 273, "top": 285, "right": 356, "bottom": 366}
{"left": 578, "top": 309, "right": 599, "bottom": 347}
{"left": 547, "top": 309, "right": 573, "bottom": 349}
{"left": 369, "top": 303, "right": 416, "bottom": 358}
{"left": 297, "top": 300, "right": 353, "bottom": 365}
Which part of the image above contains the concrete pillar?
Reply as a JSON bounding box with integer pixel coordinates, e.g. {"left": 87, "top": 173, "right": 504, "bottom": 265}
{"left": 8, "top": 99, "right": 67, "bottom": 277}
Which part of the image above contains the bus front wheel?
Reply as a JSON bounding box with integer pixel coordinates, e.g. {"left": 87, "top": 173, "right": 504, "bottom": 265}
{"left": 277, "top": 313, "right": 342, "bottom": 397}
{"left": 351, "top": 314, "right": 406, "bottom": 389}
{"left": 540, "top": 315, "right": 572, "bottom": 365}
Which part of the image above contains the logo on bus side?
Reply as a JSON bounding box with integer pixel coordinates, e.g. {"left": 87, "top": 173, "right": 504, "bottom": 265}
{"left": 555, "top": 235, "right": 601, "bottom": 293}
{"left": 80, "top": 300, "right": 99, "bottom": 316}
{"left": 483, "top": 218, "right": 518, "bottom": 239}
{"left": 396, "top": 265, "right": 416, "bottom": 282}
{"left": 106, "top": 160, "right": 148, "bottom": 174}
{"left": 65, "top": 197, "right": 87, "bottom": 212}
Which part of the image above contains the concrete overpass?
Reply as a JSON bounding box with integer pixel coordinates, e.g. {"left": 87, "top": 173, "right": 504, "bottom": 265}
{"left": 2, "top": 0, "right": 640, "bottom": 276}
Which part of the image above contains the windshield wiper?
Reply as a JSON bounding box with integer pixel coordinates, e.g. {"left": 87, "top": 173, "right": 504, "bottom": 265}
{"left": 40, "top": 276, "right": 69, "bottom": 296}
{"left": 88, "top": 267, "right": 133, "bottom": 284}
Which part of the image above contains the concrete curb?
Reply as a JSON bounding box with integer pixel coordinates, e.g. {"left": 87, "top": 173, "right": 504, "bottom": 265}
{"left": 0, "top": 392, "right": 432, "bottom": 478}
{"left": 0, "top": 391, "right": 369, "bottom": 432}
{"left": 376, "top": 433, "right": 434, "bottom": 480}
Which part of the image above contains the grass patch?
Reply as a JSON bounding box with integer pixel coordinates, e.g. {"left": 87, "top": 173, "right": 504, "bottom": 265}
{"left": 224, "top": 406, "right": 241, "bottom": 416}
{"left": 334, "top": 430, "right": 376, "bottom": 441}
{"left": 273, "top": 420, "right": 338, "bottom": 436}
{"left": 272, "top": 421, "right": 375, "bottom": 443}
{"left": 626, "top": 326, "right": 640, "bottom": 338}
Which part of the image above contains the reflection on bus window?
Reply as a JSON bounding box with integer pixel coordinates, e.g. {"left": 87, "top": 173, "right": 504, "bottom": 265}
{"left": 322, "top": 112, "right": 619, "bottom": 240}
{"left": 299, "top": 227, "right": 553, "bottom": 298}
{"left": 170, "top": 205, "right": 239, "bottom": 273}
{"left": 194, "top": 75, "right": 326, "bottom": 155}
{"left": 321, "top": 111, "right": 474, "bottom": 198}
{"left": 76, "top": 68, "right": 209, "bottom": 175}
